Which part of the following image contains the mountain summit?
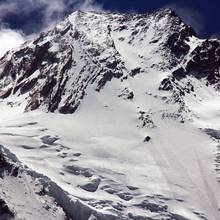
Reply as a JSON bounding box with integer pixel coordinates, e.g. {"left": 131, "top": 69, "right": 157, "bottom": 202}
{"left": 0, "top": 9, "right": 220, "bottom": 220}
{"left": 0, "top": 9, "right": 196, "bottom": 113}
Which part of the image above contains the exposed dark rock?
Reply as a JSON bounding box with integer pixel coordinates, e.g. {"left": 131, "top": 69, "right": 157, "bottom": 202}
{"left": 0, "top": 17, "right": 124, "bottom": 114}
{"left": 117, "top": 192, "right": 133, "bottom": 201}
{"left": 166, "top": 31, "right": 190, "bottom": 58}
{"left": 106, "top": 60, "right": 119, "bottom": 69}
{"left": 73, "top": 153, "right": 81, "bottom": 157}
{"left": 26, "top": 42, "right": 51, "bottom": 78}
{"left": 160, "top": 9, "right": 196, "bottom": 60}
{"left": 138, "top": 111, "right": 155, "bottom": 128}
{"left": 79, "top": 177, "right": 101, "bottom": 192}
{"left": 25, "top": 93, "right": 40, "bottom": 111}
{"left": 203, "top": 128, "right": 220, "bottom": 140}
{"left": 0, "top": 8, "right": 203, "bottom": 115}
{"left": 40, "top": 77, "right": 57, "bottom": 98}
{"left": 127, "top": 185, "right": 139, "bottom": 191}
{"left": 170, "top": 39, "right": 220, "bottom": 89}
{"left": 172, "top": 213, "right": 190, "bottom": 220}
{"left": 41, "top": 136, "right": 59, "bottom": 145}
{"left": 193, "top": 40, "right": 220, "bottom": 78}
{"left": 96, "top": 69, "right": 123, "bottom": 92}
{"left": 65, "top": 165, "right": 93, "bottom": 178}
{"left": 20, "top": 78, "right": 38, "bottom": 95}
{"left": 130, "top": 67, "right": 141, "bottom": 77}
{"left": 0, "top": 153, "right": 18, "bottom": 178}
{"left": 0, "top": 153, "right": 8, "bottom": 168}
{"left": 144, "top": 136, "right": 151, "bottom": 142}
{"left": 59, "top": 104, "right": 79, "bottom": 114}
{"left": 0, "top": 198, "right": 14, "bottom": 219}
{"left": 0, "top": 88, "right": 12, "bottom": 99}
{"left": 136, "top": 200, "right": 168, "bottom": 212}
{"left": 172, "top": 67, "right": 186, "bottom": 80}
{"left": 118, "top": 88, "right": 134, "bottom": 100}
{"left": 159, "top": 78, "right": 174, "bottom": 91}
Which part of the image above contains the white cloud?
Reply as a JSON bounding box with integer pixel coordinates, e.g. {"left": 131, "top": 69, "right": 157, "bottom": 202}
{"left": 0, "top": 28, "right": 25, "bottom": 57}
{"left": 0, "top": 0, "right": 69, "bottom": 30}
{"left": 0, "top": 0, "right": 103, "bottom": 30}
{"left": 0, "top": 0, "right": 104, "bottom": 57}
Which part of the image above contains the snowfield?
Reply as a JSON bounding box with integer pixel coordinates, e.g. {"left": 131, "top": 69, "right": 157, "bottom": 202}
{"left": 0, "top": 9, "right": 220, "bottom": 220}
{"left": 1, "top": 75, "right": 220, "bottom": 219}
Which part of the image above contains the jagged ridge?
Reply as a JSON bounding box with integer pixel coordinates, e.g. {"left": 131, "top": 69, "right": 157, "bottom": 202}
{"left": 0, "top": 8, "right": 196, "bottom": 113}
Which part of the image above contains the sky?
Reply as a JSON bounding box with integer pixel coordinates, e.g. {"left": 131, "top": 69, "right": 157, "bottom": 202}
{"left": 0, "top": 0, "right": 219, "bottom": 56}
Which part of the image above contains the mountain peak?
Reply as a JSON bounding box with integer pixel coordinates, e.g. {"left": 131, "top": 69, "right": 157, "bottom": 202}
{"left": 0, "top": 8, "right": 209, "bottom": 113}
{"left": 1, "top": 7, "right": 220, "bottom": 220}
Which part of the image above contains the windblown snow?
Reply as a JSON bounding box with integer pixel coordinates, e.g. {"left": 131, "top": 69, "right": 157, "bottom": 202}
{"left": 0, "top": 9, "right": 220, "bottom": 220}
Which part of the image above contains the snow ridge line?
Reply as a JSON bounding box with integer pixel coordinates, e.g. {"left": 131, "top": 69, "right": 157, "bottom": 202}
{"left": 0, "top": 145, "right": 118, "bottom": 220}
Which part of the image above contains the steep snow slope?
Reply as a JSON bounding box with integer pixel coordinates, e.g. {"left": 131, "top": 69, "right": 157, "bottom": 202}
{"left": 0, "top": 8, "right": 220, "bottom": 220}
{"left": 0, "top": 9, "right": 195, "bottom": 113}
{"left": 0, "top": 145, "right": 68, "bottom": 220}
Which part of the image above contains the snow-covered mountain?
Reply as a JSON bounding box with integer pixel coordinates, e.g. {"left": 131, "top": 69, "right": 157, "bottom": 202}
{"left": 0, "top": 8, "right": 220, "bottom": 220}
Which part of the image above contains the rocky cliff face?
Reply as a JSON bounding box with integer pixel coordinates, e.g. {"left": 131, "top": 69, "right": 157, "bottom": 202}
{"left": 174, "top": 39, "right": 220, "bottom": 86}
{"left": 0, "top": 9, "right": 198, "bottom": 114}
{"left": 1, "top": 8, "right": 220, "bottom": 220}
